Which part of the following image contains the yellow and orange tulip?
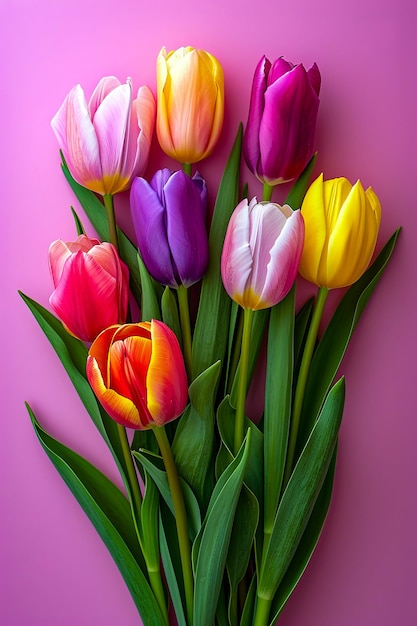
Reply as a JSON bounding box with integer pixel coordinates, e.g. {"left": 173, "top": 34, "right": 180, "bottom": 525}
{"left": 156, "top": 46, "right": 224, "bottom": 164}
{"left": 299, "top": 174, "right": 381, "bottom": 289}
{"left": 86, "top": 321, "right": 188, "bottom": 429}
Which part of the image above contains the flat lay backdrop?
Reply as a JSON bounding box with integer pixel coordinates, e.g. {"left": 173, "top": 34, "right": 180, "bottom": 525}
{"left": 2, "top": 0, "right": 416, "bottom": 624}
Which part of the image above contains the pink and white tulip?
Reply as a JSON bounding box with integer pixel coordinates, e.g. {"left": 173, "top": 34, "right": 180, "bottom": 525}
{"left": 51, "top": 76, "right": 156, "bottom": 195}
{"left": 221, "top": 198, "right": 304, "bottom": 310}
{"left": 49, "top": 235, "right": 129, "bottom": 342}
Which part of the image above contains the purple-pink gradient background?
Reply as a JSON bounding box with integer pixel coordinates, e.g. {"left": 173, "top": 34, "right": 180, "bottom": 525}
{"left": 2, "top": 0, "right": 416, "bottom": 624}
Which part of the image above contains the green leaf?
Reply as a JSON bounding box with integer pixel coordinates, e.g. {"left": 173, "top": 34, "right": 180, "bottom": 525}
{"left": 263, "top": 287, "right": 295, "bottom": 532}
{"left": 216, "top": 396, "right": 263, "bottom": 504}
{"left": 61, "top": 157, "right": 142, "bottom": 302}
{"left": 26, "top": 404, "right": 166, "bottom": 626}
{"left": 133, "top": 450, "right": 201, "bottom": 541}
{"left": 159, "top": 504, "right": 187, "bottom": 626}
{"left": 192, "top": 126, "right": 242, "bottom": 379}
{"left": 284, "top": 153, "right": 317, "bottom": 210}
{"left": 19, "top": 292, "right": 141, "bottom": 513}
{"left": 172, "top": 361, "right": 221, "bottom": 508}
{"left": 226, "top": 485, "right": 259, "bottom": 597}
{"left": 161, "top": 287, "right": 182, "bottom": 343}
{"left": 269, "top": 447, "right": 337, "bottom": 624}
{"left": 297, "top": 227, "right": 401, "bottom": 451}
{"left": 294, "top": 297, "right": 314, "bottom": 375}
{"left": 71, "top": 206, "right": 86, "bottom": 235}
{"left": 193, "top": 430, "right": 252, "bottom": 626}
{"left": 258, "top": 378, "right": 345, "bottom": 601}
{"left": 141, "top": 472, "right": 161, "bottom": 571}
{"left": 137, "top": 253, "right": 162, "bottom": 322}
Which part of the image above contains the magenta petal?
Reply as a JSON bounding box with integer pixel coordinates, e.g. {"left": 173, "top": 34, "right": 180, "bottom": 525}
{"left": 243, "top": 56, "right": 270, "bottom": 177}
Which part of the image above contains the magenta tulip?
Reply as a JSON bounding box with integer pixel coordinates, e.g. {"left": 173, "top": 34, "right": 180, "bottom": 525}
{"left": 51, "top": 76, "right": 156, "bottom": 195}
{"left": 243, "top": 56, "right": 320, "bottom": 185}
{"left": 221, "top": 198, "right": 304, "bottom": 310}
{"left": 49, "top": 235, "right": 129, "bottom": 342}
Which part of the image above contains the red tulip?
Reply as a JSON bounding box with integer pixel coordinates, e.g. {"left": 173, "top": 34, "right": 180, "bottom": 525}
{"left": 86, "top": 321, "right": 188, "bottom": 429}
{"left": 49, "top": 235, "right": 129, "bottom": 342}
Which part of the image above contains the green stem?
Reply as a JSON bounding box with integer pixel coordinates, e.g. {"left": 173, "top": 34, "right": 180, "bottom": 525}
{"left": 153, "top": 426, "right": 194, "bottom": 626}
{"left": 177, "top": 285, "right": 193, "bottom": 380}
{"left": 234, "top": 307, "right": 254, "bottom": 455}
{"left": 103, "top": 193, "right": 119, "bottom": 251}
{"left": 116, "top": 424, "right": 143, "bottom": 522}
{"left": 283, "top": 286, "right": 329, "bottom": 484}
{"left": 262, "top": 183, "right": 274, "bottom": 202}
{"left": 182, "top": 162, "right": 192, "bottom": 177}
{"left": 117, "top": 425, "right": 168, "bottom": 623}
{"left": 252, "top": 594, "right": 272, "bottom": 626}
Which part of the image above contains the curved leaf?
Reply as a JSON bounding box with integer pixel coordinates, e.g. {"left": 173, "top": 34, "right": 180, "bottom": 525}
{"left": 26, "top": 404, "right": 166, "bottom": 626}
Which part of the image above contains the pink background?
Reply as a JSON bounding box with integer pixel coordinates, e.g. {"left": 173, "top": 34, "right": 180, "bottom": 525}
{"left": 2, "top": 0, "right": 416, "bottom": 624}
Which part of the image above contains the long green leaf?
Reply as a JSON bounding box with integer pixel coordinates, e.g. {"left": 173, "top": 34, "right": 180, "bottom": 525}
{"left": 297, "top": 228, "right": 400, "bottom": 451}
{"left": 26, "top": 404, "right": 166, "bottom": 626}
{"left": 263, "top": 286, "right": 295, "bottom": 531}
{"left": 192, "top": 126, "right": 242, "bottom": 379}
{"left": 284, "top": 153, "right": 317, "bottom": 210}
{"left": 269, "top": 447, "right": 337, "bottom": 624}
{"left": 193, "top": 430, "right": 251, "bottom": 626}
{"left": 20, "top": 292, "right": 140, "bottom": 513}
{"left": 61, "top": 157, "right": 142, "bottom": 302}
{"left": 172, "top": 361, "right": 221, "bottom": 508}
{"left": 258, "top": 378, "right": 345, "bottom": 601}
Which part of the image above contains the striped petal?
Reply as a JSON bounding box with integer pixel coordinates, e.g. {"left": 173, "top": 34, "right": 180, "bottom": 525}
{"left": 51, "top": 84, "right": 102, "bottom": 188}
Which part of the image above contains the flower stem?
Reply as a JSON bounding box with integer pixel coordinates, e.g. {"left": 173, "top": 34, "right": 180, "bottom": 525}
{"left": 182, "top": 162, "right": 192, "bottom": 177}
{"left": 117, "top": 425, "right": 168, "bottom": 624}
{"left": 234, "top": 307, "right": 254, "bottom": 455}
{"left": 153, "top": 426, "right": 194, "bottom": 626}
{"left": 283, "top": 286, "right": 329, "bottom": 484}
{"left": 103, "top": 193, "right": 119, "bottom": 251}
{"left": 252, "top": 594, "right": 272, "bottom": 626}
{"left": 177, "top": 285, "right": 193, "bottom": 380}
{"left": 262, "top": 183, "right": 274, "bottom": 202}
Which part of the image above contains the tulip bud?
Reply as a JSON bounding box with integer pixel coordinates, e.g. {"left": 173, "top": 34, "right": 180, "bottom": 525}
{"left": 243, "top": 56, "right": 320, "bottom": 185}
{"left": 51, "top": 76, "right": 156, "bottom": 195}
{"left": 156, "top": 46, "right": 224, "bottom": 164}
{"left": 86, "top": 321, "right": 188, "bottom": 429}
{"left": 221, "top": 198, "right": 305, "bottom": 310}
{"left": 49, "top": 235, "right": 129, "bottom": 342}
{"left": 130, "top": 168, "right": 209, "bottom": 288}
{"left": 299, "top": 174, "right": 381, "bottom": 288}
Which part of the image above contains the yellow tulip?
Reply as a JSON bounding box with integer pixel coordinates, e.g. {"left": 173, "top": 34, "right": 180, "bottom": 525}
{"left": 299, "top": 174, "right": 381, "bottom": 288}
{"left": 156, "top": 46, "right": 224, "bottom": 164}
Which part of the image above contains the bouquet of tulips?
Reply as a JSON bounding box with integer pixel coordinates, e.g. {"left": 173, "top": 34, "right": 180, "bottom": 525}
{"left": 21, "top": 46, "right": 400, "bottom": 626}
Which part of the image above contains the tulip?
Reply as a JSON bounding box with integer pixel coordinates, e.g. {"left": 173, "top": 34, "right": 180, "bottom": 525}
{"left": 51, "top": 76, "right": 156, "bottom": 195}
{"left": 49, "top": 235, "right": 129, "bottom": 342}
{"left": 221, "top": 198, "right": 305, "bottom": 310}
{"left": 86, "top": 321, "right": 188, "bottom": 429}
{"left": 243, "top": 56, "right": 320, "bottom": 186}
{"left": 156, "top": 46, "right": 224, "bottom": 164}
{"left": 130, "top": 168, "right": 209, "bottom": 288}
{"left": 299, "top": 174, "right": 381, "bottom": 289}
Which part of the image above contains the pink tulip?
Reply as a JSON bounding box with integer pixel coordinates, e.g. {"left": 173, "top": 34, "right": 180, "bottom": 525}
{"left": 51, "top": 77, "right": 156, "bottom": 195}
{"left": 49, "top": 235, "right": 129, "bottom": 342}
{"left": 221, "top": 198, "right": 304, "bottom": 310}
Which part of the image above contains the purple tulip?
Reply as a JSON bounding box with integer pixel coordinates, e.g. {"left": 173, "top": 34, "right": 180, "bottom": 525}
{"left": 130, "top": 169, "right": 209, "bottom": 288}
{"left": 221, "top": 198, "right": 304, "bottom": 310}
{"left": 243, "top": 56, "right": 321, "bottom": 186}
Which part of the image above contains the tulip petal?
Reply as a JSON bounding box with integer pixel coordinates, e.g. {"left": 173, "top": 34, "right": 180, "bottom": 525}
{"left": 164, "top": 171, "right": 209, "bottom": 286}
{"left": 259, "top": 64, "right": 319, "bottom": 183}
{"left": 130, "top": 177, "right": 177, "bottom": 287}
{"left": 243, "top": 56, "right": 270, "bottom": 177}
{"left": 51, "top": 84, "right": 103, "bottom": 188}
{"left": 88, "top": 76, "right": 121, "bottom": 117}
{"left": 86, "top": 355, "right": 143, "bottom": 428}
{"left": 146, "top": 320, "right": 188, "bottom": 426}
{"left": 221, "top": 199, "right": 254, "bottom": 302}
{"left": 131, "top": 86, "right": 156, "bottom": 178}
{"left": 299, "top": 174, "right": 328, "bottom": 284}
{"left": 92, "top": 82, "right": 133, "bottom": 194}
